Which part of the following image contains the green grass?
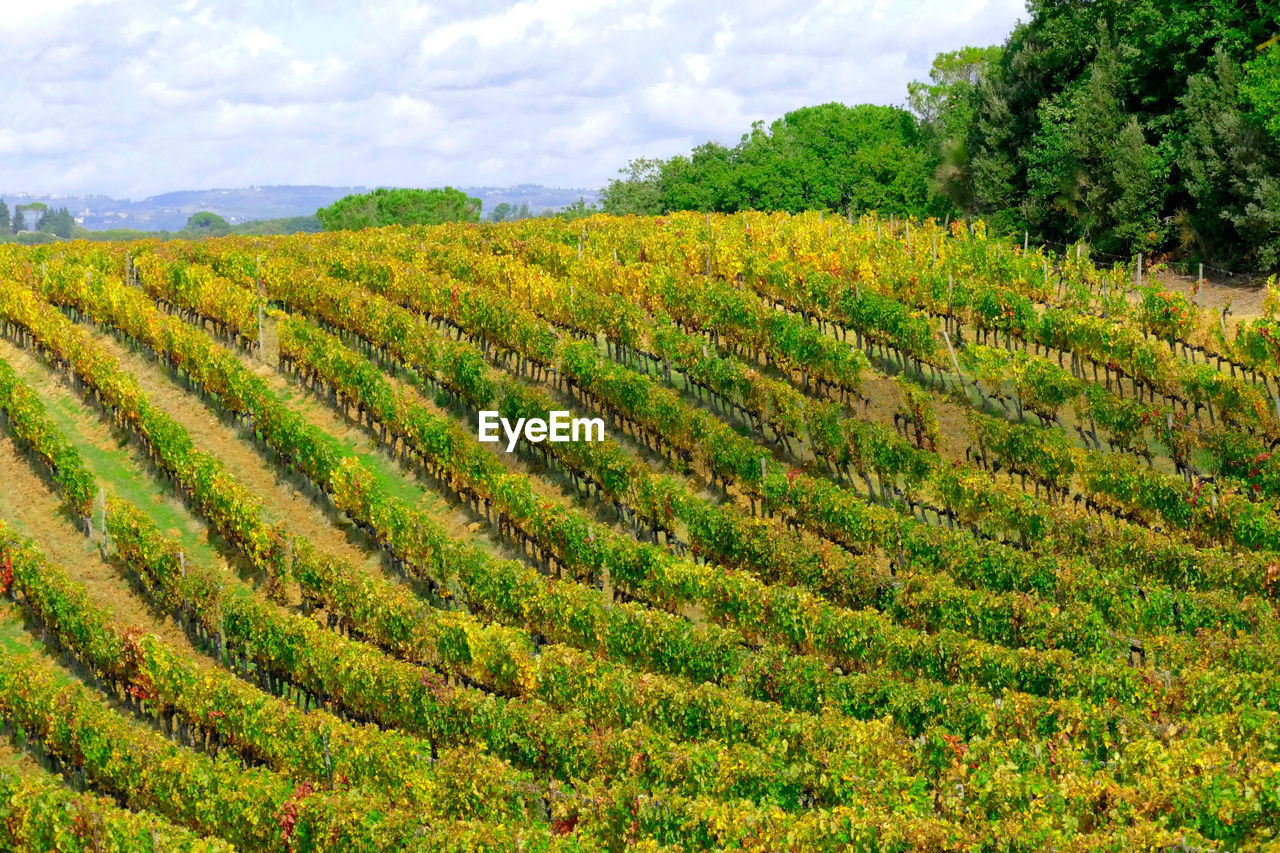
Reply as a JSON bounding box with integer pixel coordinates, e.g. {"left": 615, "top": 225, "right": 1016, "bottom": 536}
{"left": 21, "top": 372, "right": 223, "bottom": 571}
{"left": 272, "top": 383, "right": 454, "bottom": 513}
{"left": 0, "top": 615, "right": 45, "bottom": 658}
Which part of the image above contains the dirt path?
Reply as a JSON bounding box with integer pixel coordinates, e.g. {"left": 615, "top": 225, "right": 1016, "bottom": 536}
{"left": 79, "top": 317, "right": 538, "bottom": 580}
{"left": 85, "top": 326, "right": 402, "bottom": 574}
{"left": 0, "top": 431, "right": 219, "bottom": 663}
{"left": 0, "top": 337, "right": 226, "bottom": 570}
{"left": 1153, "top": 268, "right": 1269, "bottom": 321}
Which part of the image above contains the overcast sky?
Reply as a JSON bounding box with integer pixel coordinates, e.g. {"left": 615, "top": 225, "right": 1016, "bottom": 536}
{"left": 2, "top": 0, "right": 1026, "bottom": 199}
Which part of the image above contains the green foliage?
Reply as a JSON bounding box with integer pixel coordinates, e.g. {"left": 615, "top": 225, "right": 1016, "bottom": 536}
{"left": 34, "top": 216, "right": 322, "bottom": 243}
{"left": 908, "top": 47, "right": 1002, "bottom": 137}
{"left": 0, "top": 230, "right": 55, "bottom": 246}
{"left": 487, "top": 202, "right": 532, "bottom": 223}
{"left": 0, "top": 199, "right": 8, "bottom": 232}
{"left": 316, "top": 187, "right": 481, "bottom": 230}
{"left": 601, "top": 104, "right": 937, "bottom": 217}
{"left": 957, "top": 0, "right": 1280, "bottom": 268}
{"left": 35, "top": 206, "right": 74, "bottom": 238}
{"left": 1242, "top": 43, "right": 1280, "bottom": 138}
{"left": 71, "top": 228, "right": 171, "bottom": 242}
{"left": 229, "top": 215, "right": 323, "bottom": 235}
{"left": 908, "top": 46, "right": 1002, "bottom": 211}
{"left": 10, "top": 207, "right": 25, "bottom": 234}
{"left": 981, "top": 32, "right": 1171, "bottom": 255}
{"left": 601, "top": 158, "right": 665, "bottom": 215}
{"left": 551, "top": 196, "right": 601, "bottom": 220}
{"left": 1179, "top": 50, "right": 1280, "bottom": 268}
{"left": 183, "top": 211, "right": 231, "bottom": 235}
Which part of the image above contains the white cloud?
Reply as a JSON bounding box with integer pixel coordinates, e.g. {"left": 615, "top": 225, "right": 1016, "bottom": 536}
{"left": 1, "top": 0, "right": 1026, "bottom": 197}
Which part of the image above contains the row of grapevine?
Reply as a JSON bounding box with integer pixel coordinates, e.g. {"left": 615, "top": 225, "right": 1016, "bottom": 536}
{"left": 201, "top": 249, "right": 1276, "bottom": 682}
{"left": 1, "top": 276, "right": 932, "bottom": 817}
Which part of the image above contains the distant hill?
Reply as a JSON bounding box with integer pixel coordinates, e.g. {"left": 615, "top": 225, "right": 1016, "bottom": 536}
{"left": 0, "top": 185, "right": 601, "bottom": 232}
{"left": 463, "top": 184, "right": 601, "bottom": 216}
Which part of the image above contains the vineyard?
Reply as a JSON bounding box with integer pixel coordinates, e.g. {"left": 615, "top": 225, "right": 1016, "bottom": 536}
{"left": 0, "top": 212, "right": 1277, "bottom": 850}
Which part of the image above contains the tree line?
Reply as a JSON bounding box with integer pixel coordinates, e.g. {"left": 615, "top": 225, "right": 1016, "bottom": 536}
{"left": 600, "top": 1, "right": 1280, "bottom": 271}
{"left": 315, "top": 187, "right": 601, "bottom": 229}
{"left": 0, "top": 200, "right": 75, "bottom": 238}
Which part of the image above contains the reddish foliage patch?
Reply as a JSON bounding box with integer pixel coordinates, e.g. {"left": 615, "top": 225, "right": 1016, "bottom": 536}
{"left": 278, "top": 781, "right": 316, "bottom": 851}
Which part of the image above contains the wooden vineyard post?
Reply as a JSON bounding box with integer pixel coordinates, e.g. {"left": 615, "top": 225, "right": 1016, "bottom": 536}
{"left": 179, "top": 550, "right": 189, "bottom": 634}
{"left": 1135, "top": 253, "right": 1142, "bottom": 290}
{"left": 256, "top": 256, "right": 265, "bottom": 360}
{"left": 1219, "top": 306, "right": 1231, "bottom": 359}
{"left": 94, "top": 488, "right": 107, "bottom": 557}
{"left": 942, "top": 328, "right": 968, "bottom": 400}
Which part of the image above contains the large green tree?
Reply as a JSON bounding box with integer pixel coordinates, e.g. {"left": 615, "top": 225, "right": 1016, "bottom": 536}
{"left": 316, "top": 187, "right": 481, "bottom": 230}
{"left": 602, "top": 103, "right": 936, "bottom": 217}
{"left": 908, "top": 46, "right": 1002, "bottom": 212}
{"left": 37, "top": 207, "right": 75, "bottom": 238}
{"left": 601, "top": 158, "right": 666, "bottom": 216}
{"left": 183, "top": 212, "right": 231, "bottom": 236}
{"left": 956, "top": 0, "right": 1280, "bottom": 268}
{"left": 487, "top": 202, "right": 533, "bottom": 223}
{"left": 1179, "top": 49, "right": 1280, "bottom": 268}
